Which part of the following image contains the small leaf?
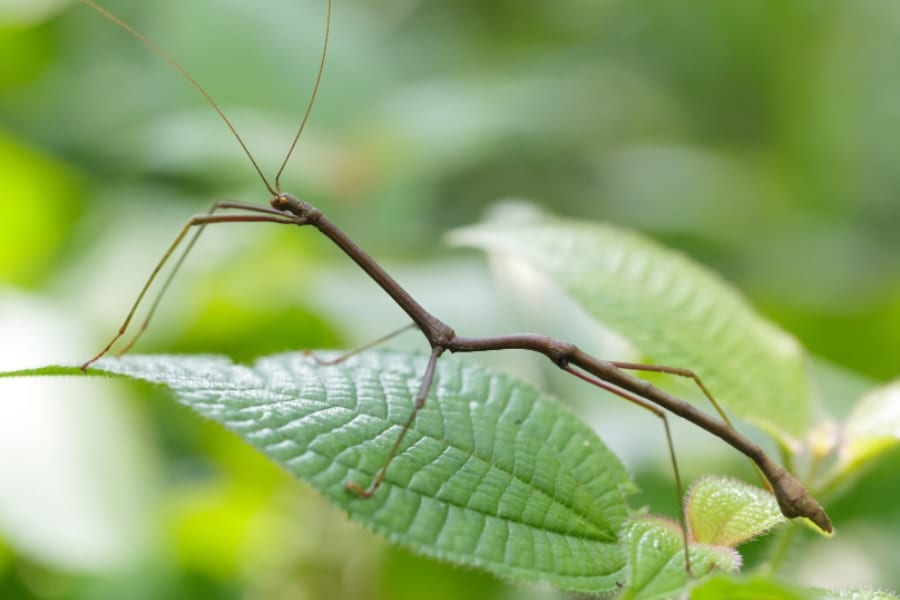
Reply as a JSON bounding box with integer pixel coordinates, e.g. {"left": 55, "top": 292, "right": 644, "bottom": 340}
{"left": 685, "top": 476, "right": 785, "bottom": 547}
{"left": 450, "top": 216, "right": 815, "bottom": 443}
{"left": 841, "top": 379, "right": 900, "bottom": 473}
{"left": 690, "top": 574, "right": 816, "bottom": 599}
{"left": 621, "top": 517, "right": 740, "bottom": 600}
{"left": 36, "top": 351, "right": 635, "bottom": 593}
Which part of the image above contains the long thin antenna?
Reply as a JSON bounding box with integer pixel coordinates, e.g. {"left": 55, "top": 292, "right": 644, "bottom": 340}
{"left": 274, "top": 0, "right": 332, "bottom": 192}
{"left": 78, "top": 0, "right": 277, "bottom": 196}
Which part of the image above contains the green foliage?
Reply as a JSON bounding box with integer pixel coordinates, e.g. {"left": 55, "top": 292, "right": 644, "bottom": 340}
{"left": 689, "top": 574, "right": 817, "bottom": 599}
{"left": 620, "top": 517, "right": 738, "bottom": 600}
{"left": 0, "top": 133, "right": 84, "bottom": 287}
{"left": 78, "top": 351, "right": 634, "bottom": 593}
{"left": 838, "top": 379, "right": 900, "bottom": 476}
{"left": 2, "top": 356, "right": 815, "bottom": 597}
{"left": 451, "top": 216, "right": 813, "bottom": 443}
{"left": 691, "top": 574, "right": 900, "bottom": 600}
{"left": 822, "top": 592, "right": 900, "bottom": 600}
{"left": 685, "top": 476, "right": 785, "bottom": 547}
{"left": 5, "top": 210, "right": 899, "bottom": 597}
{"left": 3, "top": 0, "right": 900, "bottom": 597}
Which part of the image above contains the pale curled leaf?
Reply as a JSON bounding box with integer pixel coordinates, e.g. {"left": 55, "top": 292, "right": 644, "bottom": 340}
{"left": 85, "top": 351, "right": 634, "bottom": 593}
{"left": 621, "top": 517, "right": 740, "bottom": 600}
{"left": 450, "top": 216, "right": 815, "bottom": 442}
{"left": 841, "top": 379, "right": 900, "bottom": 473}
{"left": 685, "top": 476, "right": 785, "bottom": 547}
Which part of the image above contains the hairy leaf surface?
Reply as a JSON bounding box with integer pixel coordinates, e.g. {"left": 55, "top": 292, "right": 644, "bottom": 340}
{"left": 12, "top": 351, "right": 636, "bottom": 593}
{"left": 620, "top": 517, "right": 739, "bottom": 600}
{"left": 685, "top": 476, "right": 785, "bottom": 547}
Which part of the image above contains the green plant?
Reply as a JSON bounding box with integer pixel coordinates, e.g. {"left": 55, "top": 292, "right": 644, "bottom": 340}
{"left": 6, "top": 214, "right": 897, "bottom": 599}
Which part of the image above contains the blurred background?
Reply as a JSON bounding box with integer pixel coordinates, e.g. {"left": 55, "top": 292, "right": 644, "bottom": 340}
{"left": 1, "top": 0, "right": 899, "bottom": 598}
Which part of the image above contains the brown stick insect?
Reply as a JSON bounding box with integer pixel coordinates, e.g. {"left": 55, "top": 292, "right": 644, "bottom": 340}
{"left": 75, "top": 0, "right": 832, "bottom": 573}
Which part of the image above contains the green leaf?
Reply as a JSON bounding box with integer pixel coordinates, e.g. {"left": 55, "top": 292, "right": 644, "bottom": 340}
{"left": 685, "top": 476, "right": 785, "bottom": 547}
{"left": 690, "top": 574, "right": 816, "bottom": 600}
{"left": 821, "top": 591, "right": 900, "bottom": 600}
{"left": 0, "top": 133, "right": 84, "bottom": 286}
{"left": 841, "top": 379, "right": 900, "bottom": 473}
{"left": 450, "top": 215, "right": 815, "bottom": 442}
{"left": 19, "top": 351, "right": 635, "bottom": 593}
{"left": 691, "top": 575, "right": 900, "bottom": 600}
{"left": 620, "top": 517, "right": 740, "bottom": 600}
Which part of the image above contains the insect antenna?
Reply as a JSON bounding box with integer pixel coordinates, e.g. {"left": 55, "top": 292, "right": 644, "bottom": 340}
{"left": 274, "top": 0, "right": 332, "bottom": 192}
{"left": 78, "top": 0, "right": 277, "bottom": 196}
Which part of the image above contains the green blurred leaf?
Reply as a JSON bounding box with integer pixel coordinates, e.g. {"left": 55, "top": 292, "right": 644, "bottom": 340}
{"left": 685, "top": 476, "right": 785, "bottom": 547}
{"left": 0, "top": 0, "right": 69, "bottom": 26}
{"left": 821, "top": 591, "right": 900, "bottom": 600}
{"left": 0, "top": 133, "right": 83, "bottom": 286}
{"left": 621, "top": 517, "right": 740, "bottom": 600}
{"left": 689, "top": 574, "right": 816, "bottom": 600}
{"left": 840, "top": 379, "right": 900, "bottom": 473}
{"left": 450, "top": 215, "right": 815, "bottom": 443}
{"left": 689, "top": 572, "right": 900, "bottom": 599}
{"left": 169, "top": 298, "right": 341, "bottom": 363}
{"left": 10, "top": 351, "right": 635, "bottom": 593}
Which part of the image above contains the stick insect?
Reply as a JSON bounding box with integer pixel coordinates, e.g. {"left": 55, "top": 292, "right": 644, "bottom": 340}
{"left": 76, "top": 0, "right": 832, "bottom": 573}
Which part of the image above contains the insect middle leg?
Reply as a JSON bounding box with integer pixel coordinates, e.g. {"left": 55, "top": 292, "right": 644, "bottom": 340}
{"left": 345, "top": 346, "right": 444, "bottom": 498}
{"left": 305, "top": 323, "right": 418, "bottom": 366}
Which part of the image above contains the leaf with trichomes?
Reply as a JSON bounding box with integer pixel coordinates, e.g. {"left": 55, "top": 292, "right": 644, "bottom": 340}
{"left": 450, "top": 216, "right": 815, "bottom": 443}
{"left": 620, "top": 517, "right": 740, "bottom": 600}
{"left": 12, "top": 351, "right": 635, "bottom": 593}
{"left": 685, "top": 476, "right": 785, "bottom": 547}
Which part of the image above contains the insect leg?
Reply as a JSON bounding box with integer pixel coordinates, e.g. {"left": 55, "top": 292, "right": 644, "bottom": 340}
{"left": 346, "top": 346, "right": 444, "bottom": 498}
{"left": 305, "top": 323, "right": 418, "bottom": 366}
{"left": 114, "top": 201, "right": 292, "bottom": 357}
{"left": 609, "top": 361, "right": 770, "bottom": 491}
{"left": 81, "top": 209, "right": 302, "bottom": 370}
{"left": 563, "top": 364, "right": 694, "bottom": 575}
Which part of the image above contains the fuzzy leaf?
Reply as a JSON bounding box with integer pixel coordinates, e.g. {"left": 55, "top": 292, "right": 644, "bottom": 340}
{"left": 450, "top": 216, "right": 814, "bottom": 442}
{"left": 7, "top": 351, "right": 636, "bottom": 593}
{"left": 620, "top": 517, "right": 740, "bottom": 600}
{"left": 841, "top": 379, "right": 900, "bottom": 473}
{"left": 685, "top": 476, "right": 785, "bottom": 547}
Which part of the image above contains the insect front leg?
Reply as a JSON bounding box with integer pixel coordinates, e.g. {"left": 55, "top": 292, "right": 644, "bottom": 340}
{"left": 81, "top": 207, "right": 302, "bottom": 370}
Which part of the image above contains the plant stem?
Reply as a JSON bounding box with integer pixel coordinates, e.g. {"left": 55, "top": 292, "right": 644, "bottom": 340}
{"left": 762, "top": 522, "right": 800, "bottom": 574}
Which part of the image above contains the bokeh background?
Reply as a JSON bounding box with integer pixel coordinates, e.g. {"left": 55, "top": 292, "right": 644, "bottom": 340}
{"left": 1, "top": 0, "right": 899, "bottom": 598}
